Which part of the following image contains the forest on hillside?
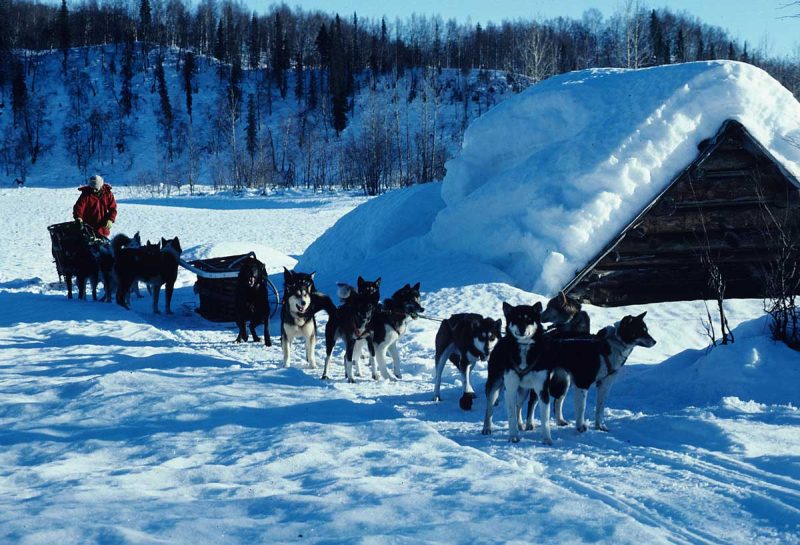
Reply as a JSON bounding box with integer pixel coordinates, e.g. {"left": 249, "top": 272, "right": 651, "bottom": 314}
{"left": 1, "top": 0, "right": 799, "bottom": 193}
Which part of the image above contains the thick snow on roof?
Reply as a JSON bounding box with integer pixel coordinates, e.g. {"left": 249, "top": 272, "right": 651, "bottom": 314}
{"left": 430, "top": 60, "right": 800, "bottom": 293}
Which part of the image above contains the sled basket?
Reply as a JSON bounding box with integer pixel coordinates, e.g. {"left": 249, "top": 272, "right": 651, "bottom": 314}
{"left": 180, "top": 252, "right": 279, "bottom": 322}
{"left": 47, "top": 221, "right": 85, "bottom": 278}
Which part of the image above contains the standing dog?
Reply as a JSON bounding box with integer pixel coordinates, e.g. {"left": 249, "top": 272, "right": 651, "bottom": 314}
{"left": 337, "top": 276, "right": 381, "bottom": 306}
{"left": 366, "top": 282, "right": 424, "bottom": 381}
{"left": 321, "top": 291, "right": 377, "bottom": 382}
{"left": 432, "top": 313, "right": 501, "bottom": 410}
{"left": 280, "top": 268, "right": 335, "bottom": 368}
{"left": 115, "top": 236, "right": 182, "bottom": 313}
{"left": 525, "top": 291, "right": 593, "bottom": 429}
{"left": 538, "top": 312, "right": 656, "bottom": 434}
{"left": 481, "top": 302, "right": 545, "bottom": 443}
{"left": 234, "top": 258, "right": 272, "bottom": 346}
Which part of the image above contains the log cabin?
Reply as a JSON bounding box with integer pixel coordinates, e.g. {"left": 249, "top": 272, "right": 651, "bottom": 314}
{"left": 562, "top": 119, "right": 800, "bottom": 306}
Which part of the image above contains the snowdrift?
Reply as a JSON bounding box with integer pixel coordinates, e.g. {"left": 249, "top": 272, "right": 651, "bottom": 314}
{"left": 303, "top": 61, "right": 800, "bottom": 294}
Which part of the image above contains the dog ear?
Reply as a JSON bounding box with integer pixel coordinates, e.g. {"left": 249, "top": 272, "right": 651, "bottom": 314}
{"left": 375, "top": 277, "right": 381, "bottom": 287}
{"left": 283, "top": 267, "right": 292, "bottom": 281}
{"left": 161, "top": 237, "right": 168, "bottom": 245}
{"left": 621, "top": 315, "right": 633, "bottom": 325}
{"left": 494, "top": 319, "right": 503, "bottom": 334}
{"left": 502, "top": 301, "right": 512, "bottom": 317}
{"left": 357, "top": 276, "right": 365, "bottom": 288}
{"left": 636, "top": 311, "right": 647, "bottom": 320}
{"left": 310, "top": 271, "right": 316, "bottom": 280}
{"left": 412, "top": 282, "right": 420, "bottom": 291}
{"left": 533, "top": 301, "right": 543, "bottom": 314}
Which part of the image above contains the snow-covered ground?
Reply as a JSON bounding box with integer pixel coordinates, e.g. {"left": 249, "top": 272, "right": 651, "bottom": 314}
{"left": 1, "top": 186, "right": 798, "bottom": 544}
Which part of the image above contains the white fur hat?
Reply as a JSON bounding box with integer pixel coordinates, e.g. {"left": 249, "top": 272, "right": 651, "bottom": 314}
{"left": 89, "top": 174, "right": 104, "bottom": 189}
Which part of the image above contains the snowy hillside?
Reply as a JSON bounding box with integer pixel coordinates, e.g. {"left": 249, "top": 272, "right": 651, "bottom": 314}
{"left": 1, "top": 46, "right": 520, "bottom": 191}
{"left": 1, "top": 186, "right": 798, "bottom": 544}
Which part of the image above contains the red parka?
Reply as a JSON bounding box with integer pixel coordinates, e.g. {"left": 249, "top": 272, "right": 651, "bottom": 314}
{"left": 73, "top": 184, "right": 117, "bottom": 237}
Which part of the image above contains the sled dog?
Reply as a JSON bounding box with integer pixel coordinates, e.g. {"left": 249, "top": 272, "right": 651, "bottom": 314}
{"left": 365, "top": 282, "right": 424, "bottom": 381}
{"left": 234, "top": 258, "right": 272, "bottom": 346}
{"left": 481, "top": 302, "right": 545, "bottom": 443}
{"left": 280, "top": 268, "right": 335, "bottom": 368}
{"left": 432, "top": 313, "right": 502, "bottom": 410}
{"left": 321, "top": 290, "right": 377, "bottom": 382}
{"left": 115, "top": 236, "right": 182, "bottom": 314}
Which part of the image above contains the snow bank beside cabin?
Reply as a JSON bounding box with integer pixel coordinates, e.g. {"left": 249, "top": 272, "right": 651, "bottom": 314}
{"left": 431, "top": 60, "right": 800, "bottom": 293}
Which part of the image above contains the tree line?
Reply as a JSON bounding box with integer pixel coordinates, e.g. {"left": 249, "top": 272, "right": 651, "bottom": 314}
{"left": 1, "top": 0, "right": 799, "bottom": 194}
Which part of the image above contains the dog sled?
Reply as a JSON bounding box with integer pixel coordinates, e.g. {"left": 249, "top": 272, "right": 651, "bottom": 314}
{"left": 47, "top": 221, "right": 109, "bottom": 279}
{"left": 179, "top": 252, "right": 280, "bottom": 322}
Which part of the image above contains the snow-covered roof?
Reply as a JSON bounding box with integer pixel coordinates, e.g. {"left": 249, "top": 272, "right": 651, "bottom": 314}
{"left": 429, "top": 61, "right": 800, "bottom": 294}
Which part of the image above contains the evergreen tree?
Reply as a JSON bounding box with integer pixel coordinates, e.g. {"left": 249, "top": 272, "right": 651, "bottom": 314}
{"left": 380, "top": 17, "right": 389, "bottom": 74}
{"left": 248, "top": 12, "right": 260, "bottom": 69}
{"left": 294, "top": 47, "right": 304, "bottom": 102}
{"left": 648, "top": 10, "right": 668, "bottom": 65}
{"left": 155, "top": 54, "right": 172, "bottom": 125}
{"left": 675, "top": 28, "right": 686, "bottom": 63}
{"left": 308, "top": 69, "right": 318, "bottom": 110}
{"left": 58, "top": 0, "right": 70, "bottom": 74}
{"left": 182, "top": 51, "right": 196, "bottom": 121}
{"left": 11, "top": 60, "right": 28, "bottom": 126}
{"left": 213, "top": 20, "right": 226, "bottom": 62}
{"left": 229, "top": 50, "right": 243, "bottom": 112}
{"left": 139, "top": 0, "right": 151, "bottom": 42}
{"left": 120, "top": 37, "right": 134, "bottom": 116}
{"left": 245, "top": 93, "right": 257, "bottom": 161}
{"left": 271, "top": 12, "right": 289, "bottom": 98}
{"left": 330, "top": 15, "right": 348, "bottom": 134}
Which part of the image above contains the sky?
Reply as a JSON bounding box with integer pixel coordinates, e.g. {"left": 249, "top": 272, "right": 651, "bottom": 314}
{"left": 246, "top": 0, "right": 800, "bottom": 58}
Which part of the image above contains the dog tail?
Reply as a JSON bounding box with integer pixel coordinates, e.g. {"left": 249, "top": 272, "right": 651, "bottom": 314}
{"left": 336, "top": 282, "right": 355, "bottom": 302}
{"left": 111, "top": 233, "right": 132, "bottom": 257}
{"left": 313, "top": 292, "right": 337, "bottom": 318}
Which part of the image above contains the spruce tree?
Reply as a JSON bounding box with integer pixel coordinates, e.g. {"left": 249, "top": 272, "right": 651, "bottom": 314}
{"left": 182, "top": 51, "right": 196, "bottom": 121}
{"left": 214, "top": 20, "right": 226, "bottom": 62}
{"left": 245, "top": 93, "right": 257, "bottom": 162}
{"left": 272, "top": 13, "right": 289, "bottom": 98}
{"left": 308, "top": 70, "right": 318, "bottom": 110}
{"left": 11, "top": 60, "right": 28, "bottom": 127}
{"left": 120, "top": 37, "right": 134, "bottom": 116}
{"left": 58, "top": 0, "right": 70, "bottom": 74}
{"left": 294, "top": 47, "right": 304, "bottom": 102}
{"left": 248, "top": 13, "right": 260, "bottom": 69}
{"left": 139, "top": 0, "right": 151, "bottom": 42}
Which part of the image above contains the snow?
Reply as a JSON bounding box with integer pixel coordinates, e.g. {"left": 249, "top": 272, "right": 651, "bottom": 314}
{"left": 1, "top": 186, "right": 798, "bottom": 544}
{"left": 304, "top": 61, "right": 800, "bottom": 295}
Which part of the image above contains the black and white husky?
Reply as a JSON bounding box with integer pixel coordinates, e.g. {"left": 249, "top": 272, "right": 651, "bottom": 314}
{"left": 539, "top": 312, "right": 656, "bottom": 434}
{"left": 432, "top": 313, "right": 501, "bottom": 410}
{"left": 481, "top": 302, "right": 545, "bottom": 443}
{"left": 525, "top": 291, "right": 592, "bottom": 429}
{"left": 280, "top": 268, "right": 335, "bottom": 369}
{"left": 337, "top": 276, "right": 381, "bottom": 306}
{"left": 322, "top": 290, "right": 377, "bottom": 382}
{"left": 364, "top": 282, "right": 424, "bottom": 381}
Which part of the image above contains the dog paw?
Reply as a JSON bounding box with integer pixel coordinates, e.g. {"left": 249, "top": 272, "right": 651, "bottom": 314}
{"left": 166, "top": 309, "right": 173, "bottom": 315}
{"left": 153, "top": 309, "right": 161, "bottom": 314}
{"left": 321, "top": 374, "right": 330, "bottom": 380}
{"left": 595, "top": 423, "right": 609, "bottom": 432}
{"left": 252, "top": 335, "right": 261, "bottom": 343}
{"left": 510, "top": 436, "right": 521, "bottom": 444}
{"left": 524, "top": 423, "right": 535, "bottom": 431}
{"left": 576, "top": 424, "right": 588, "bottom": 433}
{"left": 542, "top": 437, "right": 554, "bottom": 446}
{"left": 234, "top": 337, "right": 244, "bottom": 344}
{"left": 481, "top": 427, "right": 492, "bottom": 436}
{"left": 395, "top": 373, "right": 403, "bottom": 380}
{"left": 433, "top": 395, "right": 441, "bottom": 402}
{"left": 557, "top": 419, "right": 569, "bottom": 427}
{"left": 264, "top": 338, "right": 272, "bottom": 347}
{"left": 466, "top": 391, "right": 477, "bottom": 399}
{"left": 347, "top": 377, "right": 356, "bottom": 384}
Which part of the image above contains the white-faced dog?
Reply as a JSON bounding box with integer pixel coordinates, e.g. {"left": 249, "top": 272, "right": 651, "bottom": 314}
{"left": 481, "top": 302, "right": 546, "bottom": 443}
{"left": 365, "top": 282, "right": 424, "bottom": 381}
{"left": 280, "top": 268, "right": 335, "bottom": 369}
{"left": 433, "top": 313, "right": 501, "bottom": 410}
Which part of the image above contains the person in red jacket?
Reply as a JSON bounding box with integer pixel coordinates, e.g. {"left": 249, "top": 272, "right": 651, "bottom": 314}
{"left": 73, "top": 174, "right": 117, "bottom": 238}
